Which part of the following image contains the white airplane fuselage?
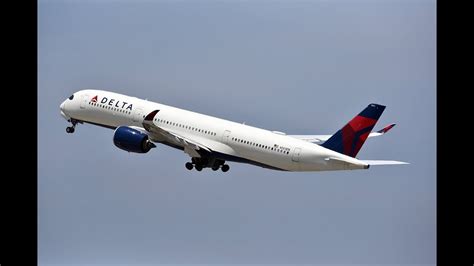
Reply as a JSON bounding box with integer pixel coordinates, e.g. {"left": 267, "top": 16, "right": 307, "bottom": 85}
{"left": 60, "top": 89, "right": 370, "bottom": 172}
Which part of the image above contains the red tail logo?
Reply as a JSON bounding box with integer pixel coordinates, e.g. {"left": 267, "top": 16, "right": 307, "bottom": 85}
{"left": 91, "top": 95, "right": 98, "bottom": 103}
{"left": 321, "top": 104, "right": 386, "bottom": 158}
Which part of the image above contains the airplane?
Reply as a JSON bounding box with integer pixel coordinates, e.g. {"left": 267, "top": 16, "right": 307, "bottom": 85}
{"left": 59, "top": 89, "right": 408, "bottom": 172}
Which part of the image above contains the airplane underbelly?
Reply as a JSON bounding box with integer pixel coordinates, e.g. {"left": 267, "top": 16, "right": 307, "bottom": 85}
{"left": 237, "top": 149, "right": 295, "bottom": 171}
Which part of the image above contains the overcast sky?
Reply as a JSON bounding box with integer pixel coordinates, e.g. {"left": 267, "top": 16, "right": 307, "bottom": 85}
{"left": 39, "top": 0, "right": 436, "bottom": 265}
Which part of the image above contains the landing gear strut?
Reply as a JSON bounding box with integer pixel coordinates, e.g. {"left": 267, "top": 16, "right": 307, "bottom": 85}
{"left": 66, "top": 119, "right": 78, "bottom": 134}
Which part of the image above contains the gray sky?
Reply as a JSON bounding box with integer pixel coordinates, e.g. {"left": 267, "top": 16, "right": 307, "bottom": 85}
{"left": 38, "top": 0, "right": 436, "bottom": 265}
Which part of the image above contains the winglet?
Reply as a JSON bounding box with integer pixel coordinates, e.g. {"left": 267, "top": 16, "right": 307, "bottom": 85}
{"left": 376, "top": 123, "right": 396, "bottom": 134}
{"left": 144, "top": 110, "right": 160, "bottom": 122}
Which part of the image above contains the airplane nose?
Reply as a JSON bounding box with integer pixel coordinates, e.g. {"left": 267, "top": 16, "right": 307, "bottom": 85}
{"left": 60, "top": 100, "right": 69, "bottom": 119}
{"left": 60, "top": 101, "right": 65, "bottom": 112}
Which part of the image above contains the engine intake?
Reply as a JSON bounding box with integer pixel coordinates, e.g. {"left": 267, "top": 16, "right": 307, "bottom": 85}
{"left": 113, "top": 126, "right": 156, "bottom": 153}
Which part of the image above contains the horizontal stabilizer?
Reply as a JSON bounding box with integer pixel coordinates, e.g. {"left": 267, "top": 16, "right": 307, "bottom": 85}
{"left": 288, "top": 123, "right": 396, "bottom": 144}
{"left": 368, "top": 123, "right": 396, "bottom": 137}
{"left": 377, "top": 123, "right": 396, "bottom": 134}
{"left": 361, "top": 160, "right": 409, "bottom": 166}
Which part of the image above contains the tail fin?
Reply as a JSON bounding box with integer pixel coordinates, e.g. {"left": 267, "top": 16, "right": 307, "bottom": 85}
{"left": 321, "top": 103, "right": 386, "bottom": 158}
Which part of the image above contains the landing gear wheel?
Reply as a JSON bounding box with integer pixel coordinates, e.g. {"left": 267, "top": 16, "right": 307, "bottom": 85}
{"left": 195, "top": 165, "right": 203, "bottom": 171}
{"left": 185, "top": 162, "right": 194, "bottom": 170}
{"left": 66, "top": 126, "right": 75, "bottom": 133}
{"left": 221, "top": 164, "right": 230, "bottom": 172}
{"left": 211, "top": 166, "right": 219, "bottom": 171}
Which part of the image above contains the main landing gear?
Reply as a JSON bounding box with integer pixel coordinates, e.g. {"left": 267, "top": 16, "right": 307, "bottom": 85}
{"left": 185, "top": 162, "right": 194, "bottom": 170}
{"left": 185, "top": 157, "right": 230, "bottom": 172}
{"left": 221, "top": 164, "right": 230, "bottom": 172}
{"left": 66, "top": 119, "right": 78, "bottom": 134}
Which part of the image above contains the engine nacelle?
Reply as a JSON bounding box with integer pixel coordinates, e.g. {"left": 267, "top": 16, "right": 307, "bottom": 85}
{"left": 113, "top": 126, "right": 156, "bottom": 153}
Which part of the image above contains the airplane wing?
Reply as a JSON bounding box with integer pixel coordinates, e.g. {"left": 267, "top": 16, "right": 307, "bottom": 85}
{"left": 289, "top": 123, "right": 396, "bottom": 144}
{"left": 141, "top": 110, "right": 212, "bottom": 158}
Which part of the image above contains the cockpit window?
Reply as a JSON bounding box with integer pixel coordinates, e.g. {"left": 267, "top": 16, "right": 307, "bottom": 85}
{"left": 68, "top": 94, "right": 74, "bottom": 100}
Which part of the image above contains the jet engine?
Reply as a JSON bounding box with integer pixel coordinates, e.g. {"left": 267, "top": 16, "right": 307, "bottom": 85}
{"left": 113, "top": 126, "right": 156, "bottom": 153}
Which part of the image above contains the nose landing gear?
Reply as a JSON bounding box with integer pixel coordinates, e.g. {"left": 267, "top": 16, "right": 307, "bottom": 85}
{"left": 65, "top": 119, "right": 78, "bottom": 134}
